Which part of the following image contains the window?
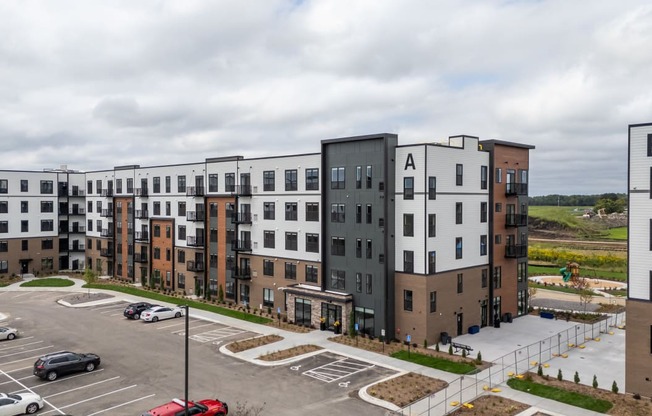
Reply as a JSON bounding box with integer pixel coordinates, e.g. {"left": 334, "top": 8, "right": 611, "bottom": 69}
{"left": 356, "top": 273, "right": 362, "bottom": 293}
{"left": 366, "top": 204, "right": 372, "bottom": 224}
{"left": 263, "top": 260, "right": 274, "bottom": 276}
{"left": 263, "top": 202, "right": 275, "bottom": 220}
{"left": 493, "top": 266, "right": 502, "bottom": 289}
{"left": 165, "top": 176, "right": 171, "bottom": 193}
{"left": 166, "top": 201, "right": 171, "bottom": 216}
{"left": 96, "top": 179, "right": 102, "bottom": 194}
{"left": 481, "top": 202, "right": 488, "bottom": 223}
{"left": 87, "top": 180, "right": 92, "bottom": 194}
{"left": 428, "top": 251, "right": 436, "bottom": 274}
{"left": 225, "top": 173, "right": 235, "bottom": 192}
{"left": 403, "top": 290, "right": 413, "bottom": 311}
{"left": 456, "top": 164, "right": 463, "bottom": 186}
{"left": 456, "top": 202, "right": 463, "bottom": 224}
{"left": 87, "top": 219, "right": 92, "bottom": 232}
{"left": 20, "top": 179, "right": 28, "bottom": 192}
{"left": 285, "top": 202, "right": 297, "bottom": 221}
{"left": 356, "top": 166, "right": 362, "bottom": 189}
{"left": 648, "top": 134, "right": 652, "bottom": 156}
{"left": 428, "top": 176, "right": 436, "bottom": 200}
{"left": 455, "top": 237, "right": 463, "bottom": 259}
{"left": 482, "top": 269, "right": 488, "bottom": 288}
{"left": 166, "top": 248, "right": 171, "bottom": 261}
{"left": 178, "top": 202, "right": 186, "bottom": 217}
{"left": 41, "top": 201, "right": 53, "bottom": 213}
{"left": 21, "top": 220, "right": 28, "bottom": 232}
{"left": 0, "top": 180, "right": 7, "bottom": 194}
{"left": 305, "top": 168, "right": 319, "bottom": 190}
{"left": 177, "top": 175, "right": 186, "bottom": 193}
{"left": 0, "top": 221, "right": 7, "bottom": 233}
{"left": 263, "top": 171, "right": 274, "bottom": 191}
{"left": 495, "top": 168, "right": 502, "bottom": 183}
{"left": 330, "top": 167, "right": 345, "bottom": 189}
{"left": 204, "top": 174, "right": 216, "bottom": 193}
{"left": 263, "top": 288, "right": 274, "bottom": 308}
{"left": 126, "top": 178, "right": 133, "bottom": 193}
{"left": 403, "top": 214, "right": 414, "bottom": 237}
{"left": 331, "top": 269, "right": 345, "bottom": 290}
{"left": 366, "top": 165, "right": 372, "bottom": 189}
{"left": 154, "top": 247, "right": 161, "bottom": 259}
{"left": 21, "top": 239, "right": 28, "bottom": 251}
{"left": 356, "top": 238, "right": 362, "bottom": 258}
{"left": 178, "top": 273, "right": 185, "bottom": 289}
{"left": 240, "top": 284, "right": 250, "bottom": 304}
{"left": 480, "top": 235, "right": 487, "bottom": 256}
{"left": 331, "top": 203, "right": 345, "bottom": 223}
{"left": 480, "top": 166, "right": 488, "bottom": 189}
{"left": 366, "top": 273, "right": 372, "bottom": 294}
{"left": 404, "top": 250, "right": 414, "bottom": 273}
{"left": 430, "top": 291, "right": 437, "bottom": 313}
{"left": 404, "top": 177, "right": 414, "bottom": 199}
{"left": 40, "top": 180, "right": 54, "bottom": 194}
{"left": 285, "top": 232, "right": 298, "bottom": 251}
{"left": 87, "top": 201, "right": 92, "bottom": 213}
{"left": 331, "top": 237, "right": 345, "bottom": 256}
{"left": 178, "top": 225, "right": 186, "bottom": 240}
{"left": 153, "top": 202, "right": 161, "bottom": 215}
{"left": 0, "top": 260, "right": 8, "bottom": 273}
{"left": 264, "top": 231, "right": 275, "bottom": 248}
{"left": 518, "top": 262, "right": 527, "bottom": 282}
{"left": 285, "top": 262, "right": 297, "bottom": 280}
{"left": 0, "top": 202, "right": 6, "bottom": 214}
{"left": 20, "top": 201, "right": 28, "bottom": 213}
{"left": 285, "top": 169, "right": 298, "bottom": 191}
{"left": 41, "top": 220, "right": 53, "bottom": 232}
{"left": 457, "top": 273, "right": 463, "bottom": 293}
{"left": 306, "top": 265, "right": 318, "bottom": 283}
{"left": 0, "top": 241, "right": 7, "bottom": 251}
{"left": 305, "top": 202, "right": 319, "bottom": 221}
{"left": 153, "top": 177, "right": 161, "bottom": 193}
{"left": 355, "top": 204, "right": 362, "bottom": 223}
{"left": 428, "top": 214, "right": 436, "bottom": 237}
{"left": 495, "top": 202, "right": 502, "bottom": 213}
{"left": 178, "top": 250, "right": 186, "bottom": 263}
{"left": 306, "top": 233, "right": 319, "bottom": 253}
{"left": 366, "top": 239, "right": 372, "bottom": 259}
{"left": 115, "top": 178, "right": 122, "bottom": 193}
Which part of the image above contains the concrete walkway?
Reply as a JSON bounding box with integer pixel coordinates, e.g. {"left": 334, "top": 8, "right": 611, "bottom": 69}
{"left": 0, "top": 277, "right": 614, "bottom": 416}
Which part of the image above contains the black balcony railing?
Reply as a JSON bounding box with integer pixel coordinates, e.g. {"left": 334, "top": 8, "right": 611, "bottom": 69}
{"left": 233, "top": 185, "right": 252, "bottom": 196}
{"left": 70, "top": 226, "right": 86, "bottom": 233}
{"left": 231, "top": 240, "right": 252, "bottom": 252}
{"left": 100, "top": 229, "right": 114, "bottom": 238}
{"left": 136, "top": 188, "right": 149, "bottom": 197}
{"left": 186, "top": 186, "right": 205, "bottom": 197}
{"left": 135, "top": 231, "right": 149, "bottom": 241}
{"left": 101, "top": 209, "right": 113, "bottom": 218}
{"left": 69, "top": 189, "right": 85, "bottom": 197}
{"left": 70, "top": 244, "right": 85, "bottom": 252}
{"left": 186, "top": 211, "right": 205, "bottom": 222}
{"left": 101, "top": 189, "right": 114, "bottom": 197}
{"left": 505, "top": 213, "right": 528, "bottom": 227}
{"left": 134, "top": 253, "right": 148, "bottom": 263}
{"left": 187, "top": 235, "right": 205, "bottom": 247}
{"left": 70, "top": 208, "right": 86, "bottom": 215}
{"left": 100, "top": 248, "right": 114, "bottom": 257}
{"left": 232, "top": 212, "right": 252, "bottom": 224}
{"left": 233, "top": 266, "right": 251, "bottom": 279}
{"left": 187, "top": 260, "right": 205, "bottom": 272}
{"left": 135, "top": 210, "right": 149, "bottom": 219}
{"left": 505, "top": 244, "right": 528, "bottom": 258}
{"left": 505, "top": 182, "right": 528, "bottom": 196}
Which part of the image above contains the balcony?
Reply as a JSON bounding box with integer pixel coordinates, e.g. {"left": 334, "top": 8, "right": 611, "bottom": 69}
{"left": 232, "top": 185, "right": 252, "bottom": 197}
{"left": 505, "top": 213, "right": 528, "bottom": 227}
{"left": 233, "top": 266, "right": 251, "bottom": 280}
{"left": 69, "top": 189, "right": 85, "bottom": 197}
{"left": 101, "top": 209, "right": 113, "bottom": 218}
{"left": 135, "top": 210, "right": 149, "bottom": 219}
{"left": 69, "top": 226, "right": 86, "bottom": 233}
{"left": 231, "top": 240, "right": 252, "bottom": 252}
{"left": 186, "top": 211, "right": 205, "bottom": 222}
{"left": 101, "top": 189, "right": 114, "bottom": 197}
{"left": 187, "top": 260, "right": 205, "bottom": 272}
{"left": 187, "top": 235, "right": 205, "bottom": 247}
{"left": 100, "top": 248, "right": 114, "bottom": 258}
{"left": 136, "top": 188, "right": 149, "bottom": 197}
{"left": 69, "top": 208, "right": 86, "bottom": 215}
{"left": 135, "top": 231, "right": 149, "bottom": 241}
{"left": 186, "top": 186, "right": 205, "bottom": 197}
{"left": 232, "top": 212, "right": 252, "bottom": 224}
{"left": 134, "top": 253, "right": 148, "bottom": 263}
{"left": 70, "top": 244, "right": 85, "bottom": 253}
{"left": 505, "top": 182, "right": 528, "bottom": 196}
{"left": 100, "top": 228, "right": 114, "bottom": 238}
{"left": 505, "top": 244, "right": 528, "bottom": 258}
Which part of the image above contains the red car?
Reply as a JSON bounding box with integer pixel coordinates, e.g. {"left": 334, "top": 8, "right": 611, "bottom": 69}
{"left": 142, "top": 398, "right": 228, "bottom": 416}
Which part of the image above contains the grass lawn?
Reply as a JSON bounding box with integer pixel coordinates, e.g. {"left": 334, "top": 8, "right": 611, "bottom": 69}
{"left": 84, "top": 283, "right": 271, "bottom": 324}
{"left": 507, "top": 378, "right": 613, "bottom": 413}
{"left": 528, "top": 206, "right": 592, "bottom": 231}
{"left": 601, "top": 227, "right": 627, "bottom": 240}
{"left": 528, "top": 265, "right": 626, "bottom": 282}
{"left": 21, "top": 278, "right": 75, "bottom": 287}
{"left": 390, "top": 350, "right": 476, "bottom": 374}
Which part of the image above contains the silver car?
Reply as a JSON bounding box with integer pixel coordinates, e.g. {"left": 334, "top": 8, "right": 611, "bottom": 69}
{"left": 0, "top": 327, "right": 18, "bottom": 341}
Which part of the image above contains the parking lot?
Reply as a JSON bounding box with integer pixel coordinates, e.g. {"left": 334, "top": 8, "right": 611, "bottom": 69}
{"left": 0, "top": 291, "right": 389, "bottom": 416}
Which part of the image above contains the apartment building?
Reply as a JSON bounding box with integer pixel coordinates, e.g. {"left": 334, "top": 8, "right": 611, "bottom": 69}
{"left": 0, "top": 133, "right": 532, "bottom": 344}
{"left": 627, "top": 122, "right": 652, "bottom": 396}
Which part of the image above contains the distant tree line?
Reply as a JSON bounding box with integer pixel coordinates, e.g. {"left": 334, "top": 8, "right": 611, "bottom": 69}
{"left": 529, "top": 193, "right": 627, "bottom": 213}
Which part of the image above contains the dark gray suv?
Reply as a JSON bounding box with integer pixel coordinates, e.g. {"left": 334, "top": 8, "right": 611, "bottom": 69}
{"left": 33, "top": 351, "right": 101, "bottom": 381}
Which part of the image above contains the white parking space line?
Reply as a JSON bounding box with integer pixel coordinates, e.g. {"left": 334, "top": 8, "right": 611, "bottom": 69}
{"left": 40, "top": 376, "right": 120, "bottom": 398}
{"left": 39, "top": 384, "right": 137, "bottom": 415}
{"left": 0, "top": 354, "right": 51, "bottom": 366}
{"left": 85, "top": 393, "right": 156, "bottom": 416}
{"left": 302, "top": 358, "right": 375, "bottom": 383}
{"left": 11, "top": 293, "right": 32, "bottom": 299}
{"left": 188, "top": 327, "right": 245, "bottom": 343}
{"left": 0, "top": 345, "right": 54, "bottom": 359}
{"left": 0, "top": 373, "right": 34, "bottom": 386}
{"left": 155, "top": 319, "right": 200, "bottom": 329}
{"left": 0, "top": 368, "right": 65, "bottom": 415}
{"left": 0, "top": 338, "right": 39, "bottom": 352}
{"left": 90, "top": 303, "right": 127, "bottom": 311}
{"left": 28, "top": 369, "right": 105, "bottom": 388}
{"left": 3, "top": 365, "right": 32, "bottom": 374}
{"left": 171, "top": 322, "right": 215, "bottom": 334}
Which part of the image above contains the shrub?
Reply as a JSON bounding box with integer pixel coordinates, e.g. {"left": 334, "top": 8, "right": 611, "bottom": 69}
{"left": 593, "top": 375, "right": 598, "bottom": 389}
{"left": 557, "top": 369, "right": 563, "bottom": 381}
{"left": 612, "top": 381, "right": 619, "bottom": 394}
{"left": 574, "top": 371, "right": 580, "bottom": 384}
{"left": 633, "top": 393, "right": 641, "bottom": 400}
{"left": 435, "top": 343, "right": 440, "bottom": 352}
{"left": 448, "top": 344, "right": 453, "bottom": 355}
{"left": 475, "top": 351, "right": 482, "bottom": 364}
{"left": 423, "top": 339, "right": 428, "bottom": 348}
{"left": 462, "top": 349, "right": 467, "bottom": 358}
{"left": 537, "top": 364, "right": 543, "bottom": 376}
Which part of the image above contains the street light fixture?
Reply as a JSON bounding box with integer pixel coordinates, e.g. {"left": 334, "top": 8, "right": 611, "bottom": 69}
{"left": 180, "top": 304, "right": 190, "bottom": 416}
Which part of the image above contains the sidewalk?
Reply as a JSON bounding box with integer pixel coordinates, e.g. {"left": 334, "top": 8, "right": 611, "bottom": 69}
{"left": 0, "top": 278, "right": 608, "bottom": 416}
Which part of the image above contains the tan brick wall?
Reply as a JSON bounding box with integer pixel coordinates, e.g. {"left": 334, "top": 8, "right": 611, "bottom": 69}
{"left": 626, "top": 299, "right": 652, "bottom": 396}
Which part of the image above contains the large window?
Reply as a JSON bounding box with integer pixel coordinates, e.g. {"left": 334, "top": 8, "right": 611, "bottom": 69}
{"left": 263, "top": 171, "right": 275, "bottom": 191}
{"left": 153, "top": 176, "right": 161, "bottom": 193}
{"left": 331, "top": 237, "right": 345, "bottom": 256}
{"left": 20, "top": 179, "right": 28, "bottom": 192}
{"left": 285, "top": 202, "right": 297, "bottom": 221}
{"left": 263, "top": 202, "right": 275, "bottom": 220}
{"left": 403, "top": 214, "right": 414, "bottom": 237}
{"left": 456, "top": 164, "right": 463, "bottom": 186}
{"left": 0, "top": 222, "right": 7, "bottom": 233}
{"left": 493, "top": 266, "right": 502, "bottom": 289}
{"left": 404, "top": 177, "right": 414, "bottom": 200}
{"left": 40, "top": 180, "right": 54, "bottom": 194}
{"left": 428, "top": 251, "right": 436, "bottom": 274}
{"left": 457, "top": 273, "right": 464, "bottom": 293}
{"left": 263, "top": 259, "right": 274, "bottom": 276}
{"left": 331, "top": 203, "right": 345, "bottom": 223}
{"left": 356, "top": 238, "right": 362, "bottom": 258}
{"left": 518, "top": 262, "right": 527, "bottom": 282}
{"left": 20, "top": 201, "right": 28, "bottom": 213}
{"left": 481, "top": 202, "right": 488, "bottom": 223}
{"left": 356, "top": 166, "right": 362, "bottom": 189}
{"left": 356, "top": 273, "right": 362, "bottom": 293}
{"left": 480, "top": 235, "right": 487, "bottom": 256}
{"left": 456, "top": 202, "right": 463, "bottom": 224}
{"left": 41, "top": 239, "right": 53, "bottom": 250}
{"left": 0, "top": 180, "right": 7, "bottom": 194}
{"left": 366, "top": 239, "right": 372, "bottom": 259}
{"left": 285, "top": 232, "right": 298, "bottom": 251}
{"left": 285, "top": 169, "right": 298, "bottom": 191}
{"left": 21, "top": 220, "right": 28, "bottom": 232}
{"left": 355, "top": 204, "right": 362, "bottom": 223}
{"left": 481, "top": 165, "right": 488, "bottom": 189}
{"left": 366, "top": 273, "right": 372, "bottom": 294}
{"left": 178, "top": 176, "right": 187, "bottom": 193}
{"left": 208, "top": 174, "right": 218, "bottom": 192}
{"left": 428, "top": 176, "right": 436, "bottom": 200}
{"left": 306, "top": 233, "right": 319, "bottom": 253}
{"left": 263, "top": 288, "right": 274, "bottom": 308}
{"left": 330, "top": 269, "right": 345, "bottom": 290}
{"left": 430, "top": 291, "right": 437, "bottom": 313}
{"left": 455, "top": 237, "right": 463, "bottom": 259}
{"left": 40, "top": 220, "right": 53, "bottom": 232}
{"left": 264, "top": 231, "right": 275, "bottom": 248}
{"left": 305, "top": 168, "right": 319, "bottom": 190}
{"left": 428, "top": 214, "right": 436, "bottom": 237}
{"left": 366, "top": 166, "right": 372, "bottom": 189}
{"left": 330, "top": 167, "right": 345, "bottom": 189}
{"left": 305, "top": 265, "right": 318, "bottom": 283}
{"left": 0, "top": 202, "right": 6, "bottom": 213}
{"left": 225, "top": 173, "right": 235, "bottom": 192}
{"left": 404, "top": 250, "right": 414, "bottom": 273}
{"left": 403, "top": 290, "right": 413, "bottom": 311}
{"left": 305, "top": 202, "right": 319, "bottom": 221}
{"left": 285, "top": 262, "right": 297, "bottom": 280}
{"left": 178, "top": 202, "right": 186, "bottom": 217}
{"left": 366, "top": 204, "right": 372, "bottom": 224}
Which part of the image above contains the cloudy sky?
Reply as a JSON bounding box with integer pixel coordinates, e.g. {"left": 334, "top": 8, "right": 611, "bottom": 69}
{"left": 1, "top": 0, "right": 650, "bottom": 196}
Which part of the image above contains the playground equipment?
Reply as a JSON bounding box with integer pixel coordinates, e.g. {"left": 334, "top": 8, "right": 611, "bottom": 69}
{"left": 560, "top": 262, "right": 580, "bottom": 283}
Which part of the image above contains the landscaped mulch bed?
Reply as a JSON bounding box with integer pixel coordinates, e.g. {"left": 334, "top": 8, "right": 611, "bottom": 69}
{"left": 257, "top": 345, "right": 322, "bottom": 361}
{"left": 448, "top": 395, "right": 529, "bottom": 415}
{"left": 61, "top": 292, "right": 115, "bottom": 305}
{"left": 225, "top": 335, "right": 283, "bottom": 353}
{"left": 368, "top": 373, "right": 447, "bottom": 408}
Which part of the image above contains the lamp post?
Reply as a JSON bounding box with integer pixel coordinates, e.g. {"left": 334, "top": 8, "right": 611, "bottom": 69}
{"left": 183, "top": 304, "right": 189, "bottom": 416}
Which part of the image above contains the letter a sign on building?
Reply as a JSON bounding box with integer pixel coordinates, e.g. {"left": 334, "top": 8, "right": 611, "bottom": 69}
{"left": 404, "top": 153, "right": 416, "bottom": 170}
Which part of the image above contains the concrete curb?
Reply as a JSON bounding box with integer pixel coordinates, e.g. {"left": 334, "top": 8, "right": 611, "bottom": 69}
{"left": 358, "top": 372, "right": 405, "bottom": 412}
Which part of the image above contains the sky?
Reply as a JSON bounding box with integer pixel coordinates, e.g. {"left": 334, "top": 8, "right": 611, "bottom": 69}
{"left": 1, "top": 0, "right": 650, "bottom": 196}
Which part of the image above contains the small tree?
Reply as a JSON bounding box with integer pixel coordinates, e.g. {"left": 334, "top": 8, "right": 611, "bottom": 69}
{"left": 574, "top": 371, "right": 580, "bottom": 384}
{"left": 218, "top": 284, "right": 224, "bottom": 303}
{"left": 537, "top": 364, "right": 543, "bottom": 376}
{"left": 476, "top": 351, "right": 482, "bottom": 364}
{"left": 557, "top": 369, "right": 563, "bottom": 381}
{"left": 83, "top": 267, "right": 97, "bottom": 295}
{"left": 612, "top": 380, "right": 619, "bottom": 394}
{"left": 435, "top": 343, "right": 440, "bottom": 352}
{"left": 448, "top": 344, "right": 453, "bottom": 355}
{"left": 592, "top": 375, "right": 598, "bottom": 389}
{"left": 572, "top": 276, "right": 594, "bottom": 312}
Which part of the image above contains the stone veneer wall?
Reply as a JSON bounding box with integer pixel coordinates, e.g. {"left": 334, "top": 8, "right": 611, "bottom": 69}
{"left": 286, "top": 292, "right": 352, "bottom": 331}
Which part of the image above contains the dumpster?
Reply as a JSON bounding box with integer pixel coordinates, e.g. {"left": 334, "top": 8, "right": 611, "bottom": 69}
{"left": 440, "top": 332, "right": 449, "bottom": 345}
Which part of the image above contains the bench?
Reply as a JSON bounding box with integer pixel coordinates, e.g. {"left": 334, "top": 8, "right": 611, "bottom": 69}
{"left": 450, "top": 342, "right": 473, "bottom": 354}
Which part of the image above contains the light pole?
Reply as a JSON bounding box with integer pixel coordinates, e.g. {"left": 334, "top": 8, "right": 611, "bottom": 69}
{"left": 183, "top": 304, "right": 189, "bottom": 416}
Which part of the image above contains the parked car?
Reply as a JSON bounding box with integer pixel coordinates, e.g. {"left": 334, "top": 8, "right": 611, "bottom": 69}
{"left": 141, "top": 306, "right": 184, "bottom": 322}
{"left": 0, "top": 392, "right": 44, "bottom": 415}
{"left": 33, "top": 351, "right": 101, "bottom": 381}
{"left": 142, "top": 398, "right": 228, "bottom": 416}
{"left": 0, "top": 327, "right": 18, "bottom": 341}
{"left": 124, "top": 302, "right": 156, "bottom": 320}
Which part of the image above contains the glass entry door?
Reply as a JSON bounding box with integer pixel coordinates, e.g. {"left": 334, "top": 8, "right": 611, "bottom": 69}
{"left": 321, "top": 303, "right": 342, "bottom": 330}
